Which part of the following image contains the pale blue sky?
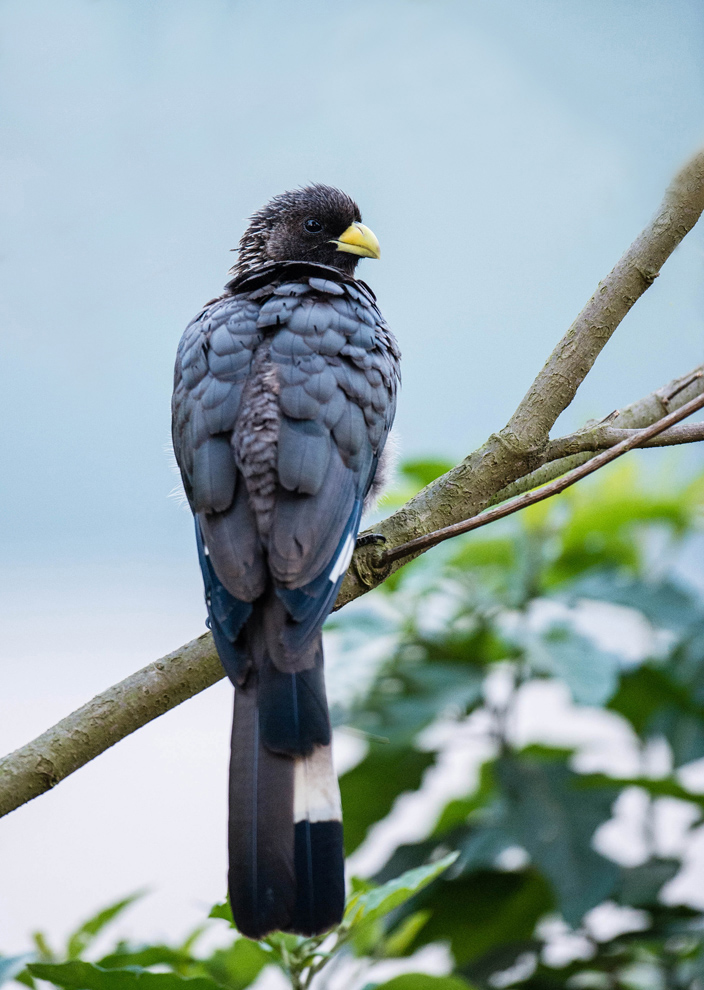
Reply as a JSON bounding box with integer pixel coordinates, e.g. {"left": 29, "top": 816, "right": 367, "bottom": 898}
{"left": 1, "top": 0, "right": 703, "bottom": 954}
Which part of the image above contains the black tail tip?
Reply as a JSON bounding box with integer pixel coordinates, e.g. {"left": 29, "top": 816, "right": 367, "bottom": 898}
{"left": 229, "top": 879, "right": 295, "bottom": 941}
{"left": 230, "top": 820, "right": 345, "bottom": 940}
{"left": 290, "top": 820, "right": 345, "bottom": 936}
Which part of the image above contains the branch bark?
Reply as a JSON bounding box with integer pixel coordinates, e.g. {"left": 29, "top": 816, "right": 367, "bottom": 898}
{"left": 2, "top": 148, "right": 704, "bottom": 821}
{"left": 545, "top": 421, "right": 704, "bottom": 459}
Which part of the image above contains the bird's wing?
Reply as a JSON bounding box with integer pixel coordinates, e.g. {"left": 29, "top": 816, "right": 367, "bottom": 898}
{"left": 172, "top": 293, "right": 261, "bottom": 509}
{"left": 263, "top": 274, "right": 400, "bottom": 657}
{"left": 172, "top": 292, "right": 265, "bottom": 682}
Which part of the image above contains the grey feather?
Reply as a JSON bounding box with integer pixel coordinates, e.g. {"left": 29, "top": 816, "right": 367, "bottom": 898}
{"left": 279, "top": 385, "right": 320, "bottom": 421}
{"left": 201, "top": 377, "right": 236, "bottom": 410}
{"left": 199, "top": 495, "right": 267, "bottom": 602}
{"left": 278, "top": 363, "right": 308, "bottom": 386}
{"left": 320, "top": 388, "right": 347, "bottom": 430}
{"left": 207, "top": 348, "right": 251, "bottom": 380}
{"left": 302, "top": 369, "right": 337, "bottom": 403}
{"left": 277, "top": 418, "right": 331, "bottom": 496}
{"left": 192, "top": 437, "right": 237, "bottom": 513}
{"left": 307, "top": 277, "right": 345, "bottom": 295}
{"left": 202, "top": 384, "right": 243, "bottom": 434}
{"left": 229, "top": 681, "right": 296, "bottom": 938}
{"left": 271, "top": 330, "right": 312, "bottom": 359}
{"left": 269, "top": 444, "right": 355, "bottom": 588}
{"left": 316, "top": 328, "right": 346, "bottom": 356}
{"left": 274, "top": 282, "right": 310, "bottom": 297}
{"left": 332, "top": 398, "right": 367, "bottom": 459}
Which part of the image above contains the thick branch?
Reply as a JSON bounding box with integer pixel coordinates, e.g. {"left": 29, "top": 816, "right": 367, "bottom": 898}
{"left": 2, "top": 151, "right": 704, "bottom": 821}
{"left": 0, "top": 635, "right": 221, "bottom": 818}
{"left": 505, "top": 152, "right": 704, "bottom": 449}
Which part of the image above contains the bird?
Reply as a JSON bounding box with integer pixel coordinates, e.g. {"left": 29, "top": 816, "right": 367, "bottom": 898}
{"left": 171, "top": 184, "right": 400, "bottom": 940}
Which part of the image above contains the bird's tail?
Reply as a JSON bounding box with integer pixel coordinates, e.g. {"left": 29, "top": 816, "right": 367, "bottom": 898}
{"left": 227, "top": 621, "right": 344, "bottom": 939}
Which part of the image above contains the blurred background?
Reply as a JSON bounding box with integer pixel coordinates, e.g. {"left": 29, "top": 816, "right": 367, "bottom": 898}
{"left": 1, "top": 0, "right": 704, "bottom": 977}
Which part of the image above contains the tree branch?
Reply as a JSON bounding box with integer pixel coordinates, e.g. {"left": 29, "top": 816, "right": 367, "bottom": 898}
{"left": 545, "top": 421, "right": 704, "bottom": 459}
{"left": 382, "top": 392, "right": 704, "bottom": 564}
{"left": 337, "top": 149, "right": 704, "bottom": 607}
{"left": 491, "top": 364, "right": 703, "bottom": 505}
{"left": 2, "top": 149, "right": 704, "bottom": 821}
{"left": 0, "top": 635, "right": 222, "bottom": 818}
{"left": 504, "top": 150, "right": 704, "bottom": 450}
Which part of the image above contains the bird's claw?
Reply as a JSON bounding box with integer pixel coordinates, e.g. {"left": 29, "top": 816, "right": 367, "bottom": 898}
{"left": 356, "top": 532, "right": 387, "bottom": 549}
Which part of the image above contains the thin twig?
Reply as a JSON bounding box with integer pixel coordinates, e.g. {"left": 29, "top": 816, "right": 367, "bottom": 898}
{"left": 488, "top": 363, "right": 704, "bottom": 507}
{"left": 382, "top": 392, "right": 704, "bottom": 565}
{"left": 544, "top": 420, "right": 704, "bottom": 460}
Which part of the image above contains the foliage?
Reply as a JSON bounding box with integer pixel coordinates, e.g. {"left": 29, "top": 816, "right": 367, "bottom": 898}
{"left": 4, "top": 460, "right": 704, "bottom": 988}
{"left": 1, "top": 858, "right": 457, "bottom": 990}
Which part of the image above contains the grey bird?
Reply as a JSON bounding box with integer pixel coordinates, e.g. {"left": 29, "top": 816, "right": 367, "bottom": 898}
{"left": 171, "top": 184, "right": 400, "bottom": 939}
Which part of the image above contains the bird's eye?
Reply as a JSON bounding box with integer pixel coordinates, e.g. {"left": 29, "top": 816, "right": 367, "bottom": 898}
{"left": 304, "top": 218, "right": 323, "bottom": 233}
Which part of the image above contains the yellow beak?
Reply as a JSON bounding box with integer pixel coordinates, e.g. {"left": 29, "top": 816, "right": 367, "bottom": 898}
{"left": 330, "top": 221, "right": 381, "bottom": 260}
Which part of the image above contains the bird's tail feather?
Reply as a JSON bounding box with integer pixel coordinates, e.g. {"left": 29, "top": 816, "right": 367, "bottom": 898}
{"left": 258, "top": 640, "right": 331, "bottom": 756}
{"left": 228, "top": 679, "right": 296, "bottom": 940}
{"left": 228, "top": 625, "right": 344, "bottom": 939}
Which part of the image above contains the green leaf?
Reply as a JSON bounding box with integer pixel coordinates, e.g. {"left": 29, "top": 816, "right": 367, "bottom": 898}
{"left": 202, "top": 940, "right": 270, "bottom": 990}
{"left": 543, "top": 464, "right": 691, "bottom": 584}
{"left": 433, "top": 763, "right": 498, "bottom": 837}
{"left": 372, "top": 976, "right": 475, "bottom": 990}
{"left": 27, "top": 963, "right": 224, "bottom": 990}
{"left": 31, "top": 933, "right": 54, "bottom": 963}
{"left": 619, "top": 858, "right": 681, "bottom": 908}
{"left": 349, "top": 917, "right": 385, "bottom": 958}
{"left": 567, "top": 574, "right": 702, "bottom": 634}
{"left": 346, "top": 853, "right": 459, "bottom": 927}
{"left": 408, "top": 869, "right": 553, "bottom": 966}
{"left": 340, "top": 745, "right": 435, "bottom": 854}
{"left": 382, "top": 911, "right": 432, "bottom": 957}
{"left": 96, "top": 949, "right": 189, "bottom": 972}
{"left": 577, "top": 772, "right": 704, "bottom": 813}
{"left": 0, "top": 956, "right": 34, "bottom": 988}
{"left": 66, "top": 894, "right": 145, "bottom": 960}
{"left": 609, "top": 666, "right": 704, "bottom": 765}
{"left": 525, "top": 626, "right": 621, "bottom": 706}
{"left": 261, "top": 932, "right": 303, "bottom": 956}
{"left": 349, "top": 664, "right": 484, "bottom": 747}
{"left": 207, "top": 902, "right": 233, "bottom": 925}
{"left": 496, "top": 752, "right": 619, "bottom": 925}
{"left": 449, "top": 536, "right": 517, "bottom": 573}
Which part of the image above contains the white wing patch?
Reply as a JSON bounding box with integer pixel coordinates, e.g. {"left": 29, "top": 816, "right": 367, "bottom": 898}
{"left": 328, "top": 532, "right": 355, "bottom": 583}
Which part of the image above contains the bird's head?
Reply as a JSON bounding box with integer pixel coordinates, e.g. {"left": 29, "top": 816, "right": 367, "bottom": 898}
{"left": 231, "top": 184, "right": 380, "bottom": 278}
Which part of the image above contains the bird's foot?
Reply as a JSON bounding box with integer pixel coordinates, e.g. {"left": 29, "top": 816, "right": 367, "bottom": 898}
{"left": 356, "top": 532, "right": 387, "bottom": 549}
